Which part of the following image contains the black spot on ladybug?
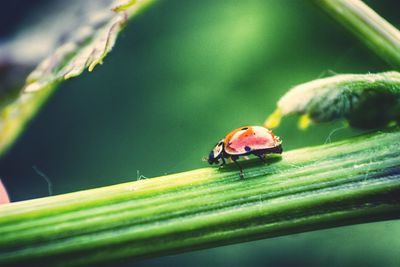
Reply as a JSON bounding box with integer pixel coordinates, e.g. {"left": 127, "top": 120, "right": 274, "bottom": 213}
{"left": 241, "top": 127, "right": 248, "bottom": 130}
{"left": 244, "top": 146, "right": 251, "bottom": 152}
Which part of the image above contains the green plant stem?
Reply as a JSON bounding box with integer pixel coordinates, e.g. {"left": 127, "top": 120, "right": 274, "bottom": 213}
{"left": 1, "top": 129, "right": 399, "bottom": 266}
{"left": 313, "top": 0, "right": 400, "bottom": 69}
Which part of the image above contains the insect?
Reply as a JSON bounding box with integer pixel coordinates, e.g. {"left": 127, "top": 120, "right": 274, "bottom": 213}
{"left": 207, "top": 126, "right": 283, "bottom": 178}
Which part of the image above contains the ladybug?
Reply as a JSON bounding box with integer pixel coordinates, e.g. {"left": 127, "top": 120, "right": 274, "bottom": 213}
{"left": 207, "top": 126, "right": 282, "bottom": 178}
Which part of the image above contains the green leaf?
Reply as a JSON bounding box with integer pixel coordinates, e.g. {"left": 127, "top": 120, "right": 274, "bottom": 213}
{"left": 113, "top": 0, "right": 138, "bottom": 12}
{"left": 265, "top": 71, "right": 400, "bottom": 129}
{"left": 24, "top": 0, "right": 154, "bottom": 93}
{"left": 0, "top": 0, "right": 155, "bottom": 157}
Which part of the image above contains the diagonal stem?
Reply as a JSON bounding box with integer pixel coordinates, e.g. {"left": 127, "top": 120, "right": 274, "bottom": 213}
{"left": 0, "top": 129, "right": 399, "bottom": 266}
{"left": 313, "top": 0, "right": 400, "bottom": 69}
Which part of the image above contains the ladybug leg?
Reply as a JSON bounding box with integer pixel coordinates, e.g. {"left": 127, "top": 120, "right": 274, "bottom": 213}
{"left": 219, "top": 157, "right": 226, "bottom": 168}
{"left": 222, "top": 157, "right": 226, "bottom": 165}
{"left": 231, "top": 156, "right": 244, "bottom": 179}
{"left": 257, "top": 154, "right": 267, "bottom": 164}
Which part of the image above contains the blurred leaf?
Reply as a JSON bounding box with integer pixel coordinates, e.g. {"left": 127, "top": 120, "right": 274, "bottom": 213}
{"left": 265, "top": 71, "right": 400, "bottom": 129}
{"left": 0, "top": 0, "right": 155, "bottom": 156}
{"left": 113, "top": 0, "right": 138, "bottom": 12}
{"left": 25, "top": 0, "right": 154, "bottom": 92}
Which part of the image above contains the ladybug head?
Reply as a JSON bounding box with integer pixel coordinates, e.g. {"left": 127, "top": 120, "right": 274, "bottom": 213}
{"left": 208, "top": 140, "right": 224, "bottom": 165}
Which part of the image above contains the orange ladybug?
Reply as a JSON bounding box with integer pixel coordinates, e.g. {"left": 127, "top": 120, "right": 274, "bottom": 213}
{"left": 208, "top": 126, "right": 282, "bottom": 178}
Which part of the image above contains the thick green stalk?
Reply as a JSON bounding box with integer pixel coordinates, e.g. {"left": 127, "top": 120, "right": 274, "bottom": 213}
{"left": 313, "top": 0, "right": 400, "bottom": 69}
{"left": 0, "top": 129, "right": 399, "bottom": 266}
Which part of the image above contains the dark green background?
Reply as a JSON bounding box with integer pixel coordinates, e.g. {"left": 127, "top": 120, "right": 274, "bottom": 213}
{"left": 1, "top": 1, "right": 399, "bottom": 266}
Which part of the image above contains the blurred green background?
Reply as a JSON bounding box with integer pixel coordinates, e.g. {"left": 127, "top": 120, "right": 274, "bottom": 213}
{"left": 1, "top": 0, "right": 399, "bottom": 266}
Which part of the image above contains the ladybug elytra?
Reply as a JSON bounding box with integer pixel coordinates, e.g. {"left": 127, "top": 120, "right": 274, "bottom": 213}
{"left": 208, "top": 126, "right": 282, "bottom": 178}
